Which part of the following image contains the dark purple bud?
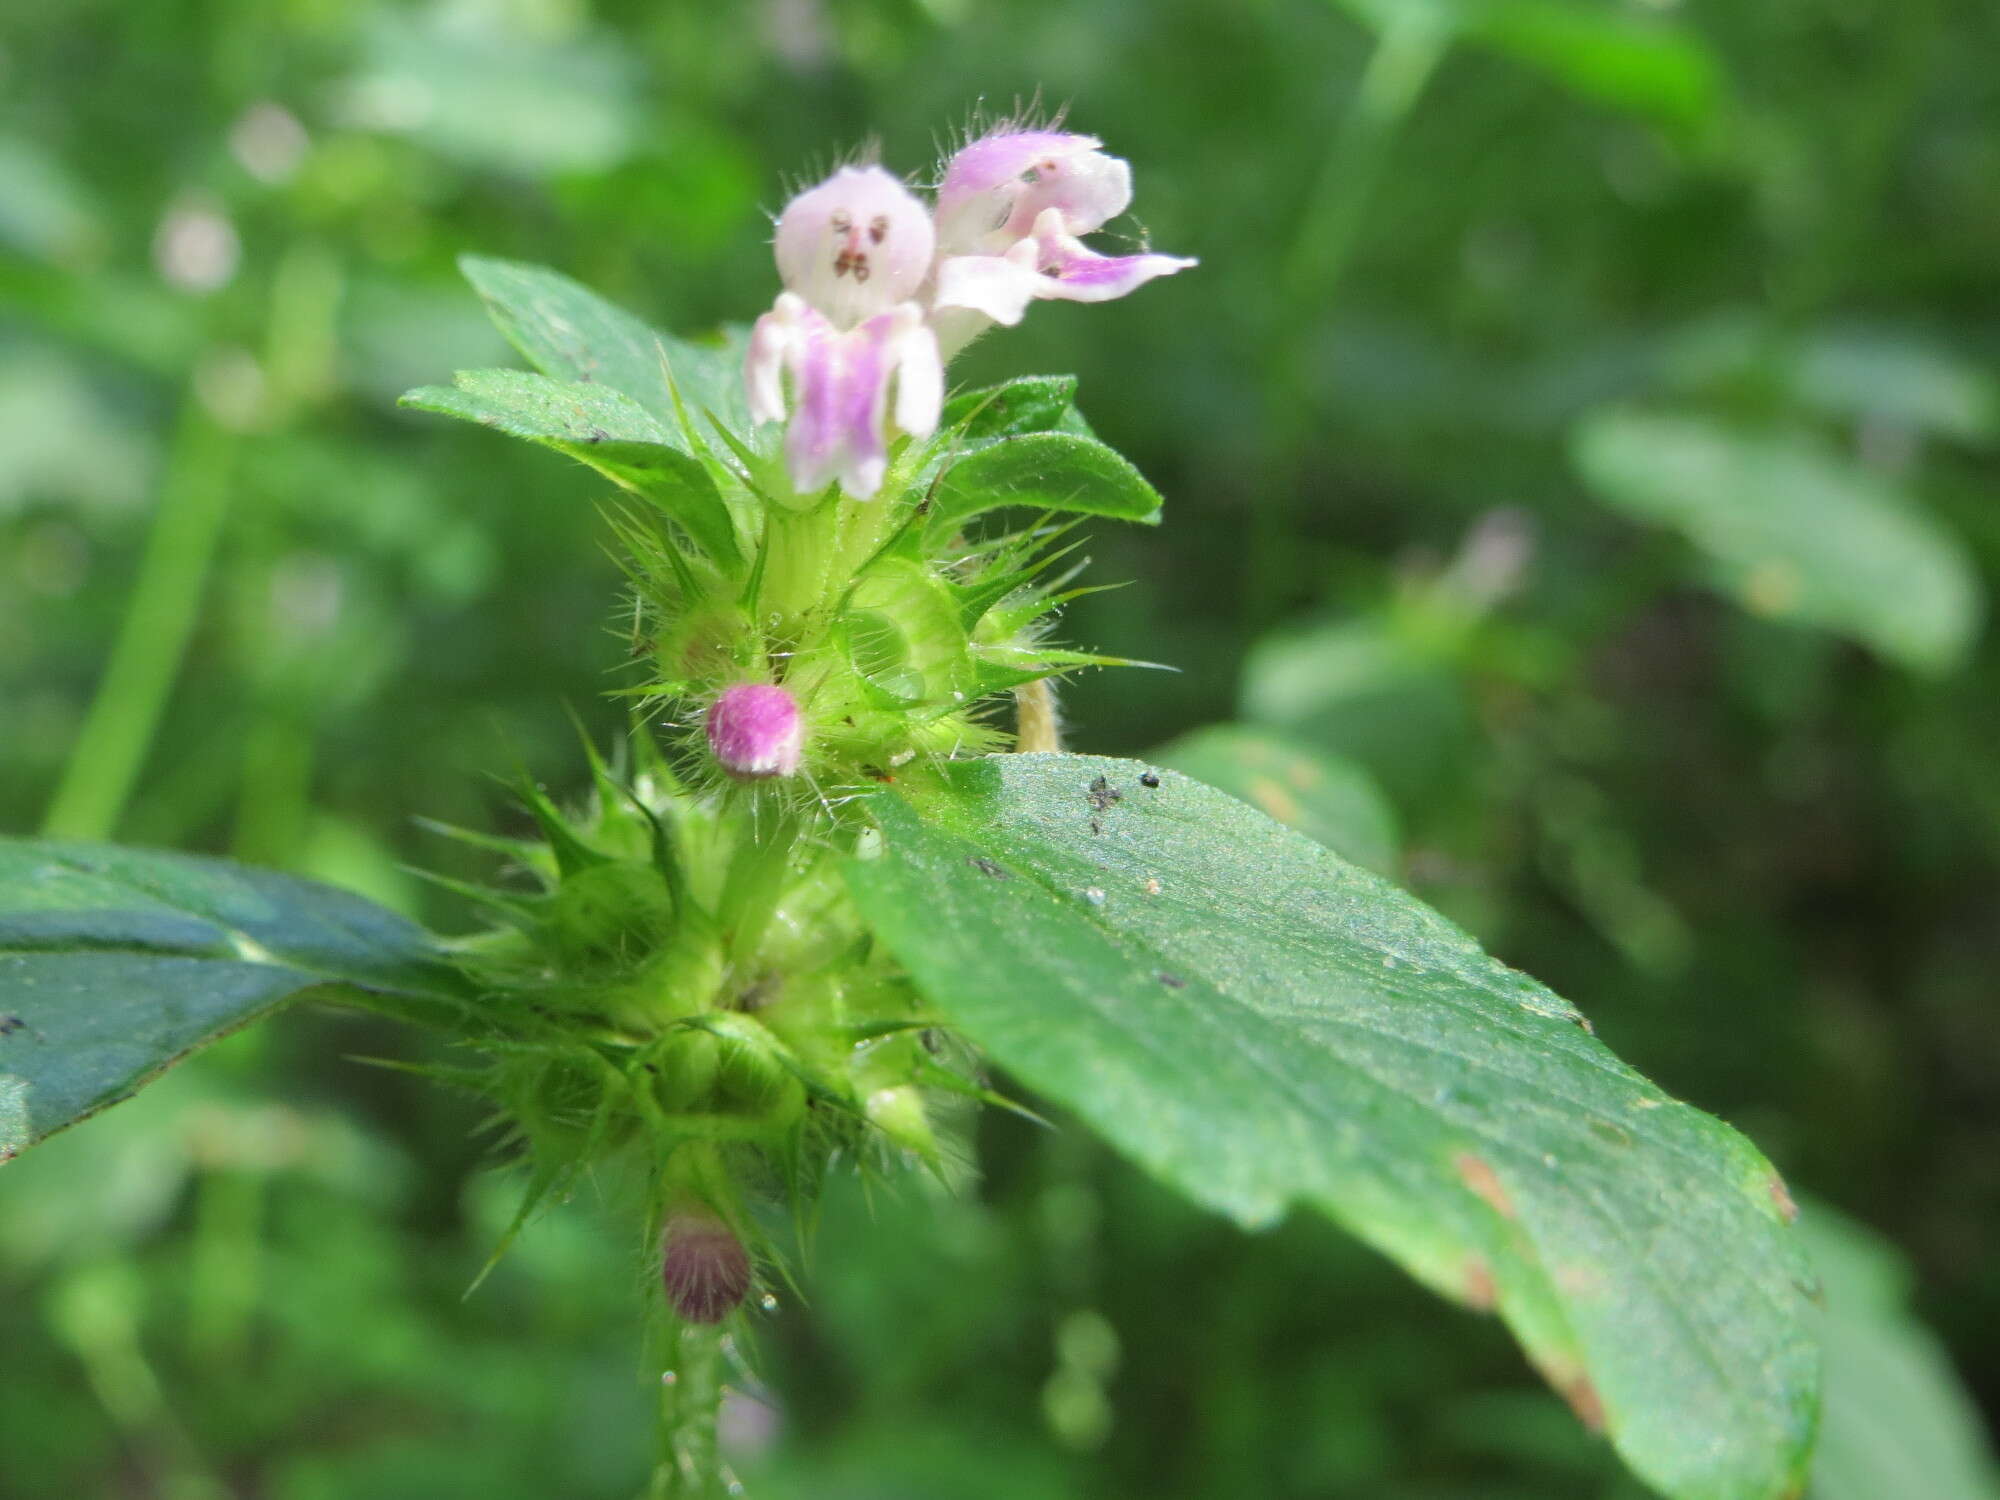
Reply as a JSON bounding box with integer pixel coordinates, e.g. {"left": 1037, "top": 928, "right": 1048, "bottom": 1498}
{"left": 661, "top": 1209, "right": 753, "bottom": 1324}
{"left": 705, "top": 684, "right": 804, "bottom": 779}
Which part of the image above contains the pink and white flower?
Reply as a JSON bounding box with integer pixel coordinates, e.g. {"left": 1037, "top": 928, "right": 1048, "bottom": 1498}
{"left": 931, "top": 127, "right": 1196, "bottom": 346}
{"left": 745, "top": 165, "right": 943, "bottom": 499}
{"left": 742, "top": 129, "right": 1194, "bottom": 497}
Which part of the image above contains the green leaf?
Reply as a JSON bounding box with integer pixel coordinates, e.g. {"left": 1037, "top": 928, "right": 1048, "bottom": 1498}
{"left": 939, "top": 376, "right": 1091, "bottom": 442}
{"left": 1803, "top": 1205, "right": 2000, "bottom": 1500}
{"left": 0, "top": 839, "right": 467, "bottom": 1160}
{"left": 1469, "top": 1, "right": 1720, "bottom": 132}
{"left": 926, "top": 432, "right": 1163, "bottom": 539}
{"left": 1572, "top": 408, "right": 1983, "bottom": 675}
{"left": 456, "top": 254, "right": 751, "bottom": 442}
{"left": 1331, "top": 0, "right": 1721, "bottom": 131}
{"left": 848, "top": 753, "right": 1818, "bottom": 1500}
{"left": 1152, "top": 724, "right": 1401, "bottom": 874}
{"left": 342, "top": 14, "right": 641, "bottom": 175}
{"left": 1791, "top": 328, "right": 2000, "bottom": 445}
{"left": 401, "top": 369, "right": 740, "bottom": 567}
{"left": 1239, "top": 615, "right": 1472, "bottom": 800}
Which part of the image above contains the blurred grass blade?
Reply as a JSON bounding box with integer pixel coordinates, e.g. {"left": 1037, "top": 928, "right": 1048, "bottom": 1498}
{"left": 1572, "top": 407, "right": 1983, "bottom": 674}
{"left": 0, "top": 839, "right": 467, "bottom": 1160}
{"left": 849, "top": 752, "right": 1819, "bottom": 1500}
{"left": 41, "top": 404, "right": 235, "bottom": 842}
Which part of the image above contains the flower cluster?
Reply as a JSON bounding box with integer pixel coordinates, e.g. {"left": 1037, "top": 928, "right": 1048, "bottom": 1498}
{"left": 745, "top": 123, "right": 1195, "bottom": 499}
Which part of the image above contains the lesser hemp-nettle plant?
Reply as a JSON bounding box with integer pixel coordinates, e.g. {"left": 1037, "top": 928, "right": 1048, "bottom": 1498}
{"left": 0, "top": 120, "right": 1819, "bottom": 1500}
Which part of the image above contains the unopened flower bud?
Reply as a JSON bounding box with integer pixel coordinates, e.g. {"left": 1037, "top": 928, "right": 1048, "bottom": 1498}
{"left": 661, "top": 1208, "right": 753, "bottom": 1324}
{"left": 705, "top": 684, "right": 804, "bottom": 779}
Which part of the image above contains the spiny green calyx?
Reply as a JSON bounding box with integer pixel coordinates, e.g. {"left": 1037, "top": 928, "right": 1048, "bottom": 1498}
{"left": 429, "top": 741, "right": 968, "bottom": 1269}
{"left": 621, "top": 382, "right": 1154, "bottom": 806}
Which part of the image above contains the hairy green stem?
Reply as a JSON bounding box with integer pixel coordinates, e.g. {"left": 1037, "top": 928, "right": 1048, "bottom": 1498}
{"left": 650, "top": 1322, "right": 727, "bottom": 1500}
{"left": 757, "top": 500, "right": 839, "bottom": 635}
{"left": 42, "top": 401, "right": 236, "bottom": 840}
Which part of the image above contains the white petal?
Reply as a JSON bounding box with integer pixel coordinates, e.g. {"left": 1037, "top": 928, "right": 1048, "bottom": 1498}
{"left": 1007, "top": 150, "right": 1132, "bottom": 239}
{"left": 773, "top": 165, "right": 936, "bottom": 330}
{"left": 891, "top": 312, "right": 943, "bottom": 438}
{"left": 744, "top": 294, "right": 804, "bottom": 425}
{"left": 932, "top": 242, "right": 1043, "bottom": 327}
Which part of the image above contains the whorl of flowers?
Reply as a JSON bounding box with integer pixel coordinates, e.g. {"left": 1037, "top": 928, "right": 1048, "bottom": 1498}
{"left": 745, "top": 122, "right": 1195, "bottom": 500}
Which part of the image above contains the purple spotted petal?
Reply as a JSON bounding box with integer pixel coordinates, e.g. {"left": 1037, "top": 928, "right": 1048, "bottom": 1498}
{"left": 935, "top": 128, "right": 1105, "bottom": 255}
{"left": 1031, "top": 213, "right": 1196, "bottom": 304}
{"left": 774, "top": 165, "right": 934, "bottom": 330}
{"left": 938, "top": 128, "right": 1101, "bottom": 201}
{"left": 1010, "top": 149, "right": 1132, "bottom": 238}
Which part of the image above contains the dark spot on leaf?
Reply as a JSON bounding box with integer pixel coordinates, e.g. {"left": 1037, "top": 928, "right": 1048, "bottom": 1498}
{"left": 920, "top": 1028, "right": 942, "bottom": 1055}
{"left": 1569, "top": 1013, "right": 1595, "bottom": 1034}
{"left": 1558, "top": 1373, "right": 1606, "bottom": 1434}
{"left": 969, "top": 857, "right": 1010, "bottom": 880}
{"left": 1461, "top": 1255, "right": 1497, "bottom": 1312}
{"left": 1089, "top": 819, "right": 1102, "bottom": 836}
{"left": 1087, "top": 775, "right": 1122, "bottom": 814}
{"left": 1157, "top": 972, "right": 1186, "bottom": 989}
{"left": 1139, "top": 772, "right": 1160, "bottom": 788}
{"left": 587, "top": 427, "right": 610, "bottom": 444}
{"left": 1768, "top": 1173, "right": 1799, "bottom": 1224}
{"left": 0, "top": 1016, "right": 22, "bottom": 1036}
{"left": 1587, "top": 1119, "right": 1632, "bottom": 1149}
{"left": 1454, "top": 1152, "right": 1516, "bottom": 1219}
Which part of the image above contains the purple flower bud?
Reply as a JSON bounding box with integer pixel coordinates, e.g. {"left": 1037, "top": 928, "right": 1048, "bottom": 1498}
{"left": 773, "top": 165, "right": 935, "bottom": 331}
{"left": 705, "top": 683, "right": 805, "bottom": 779}
{"left": 661, "top": 1209, "right": 753, "bottom": 1324}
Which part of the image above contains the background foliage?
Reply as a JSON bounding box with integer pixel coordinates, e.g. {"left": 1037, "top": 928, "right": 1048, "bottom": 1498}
{"left": 3, "top": 0, "right": 1997, "bottom": 1495}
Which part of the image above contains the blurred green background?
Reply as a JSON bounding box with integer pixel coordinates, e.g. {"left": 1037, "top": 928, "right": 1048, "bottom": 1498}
{"left": 4, "top": 0, "right": 1998, "bottom": 1495}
